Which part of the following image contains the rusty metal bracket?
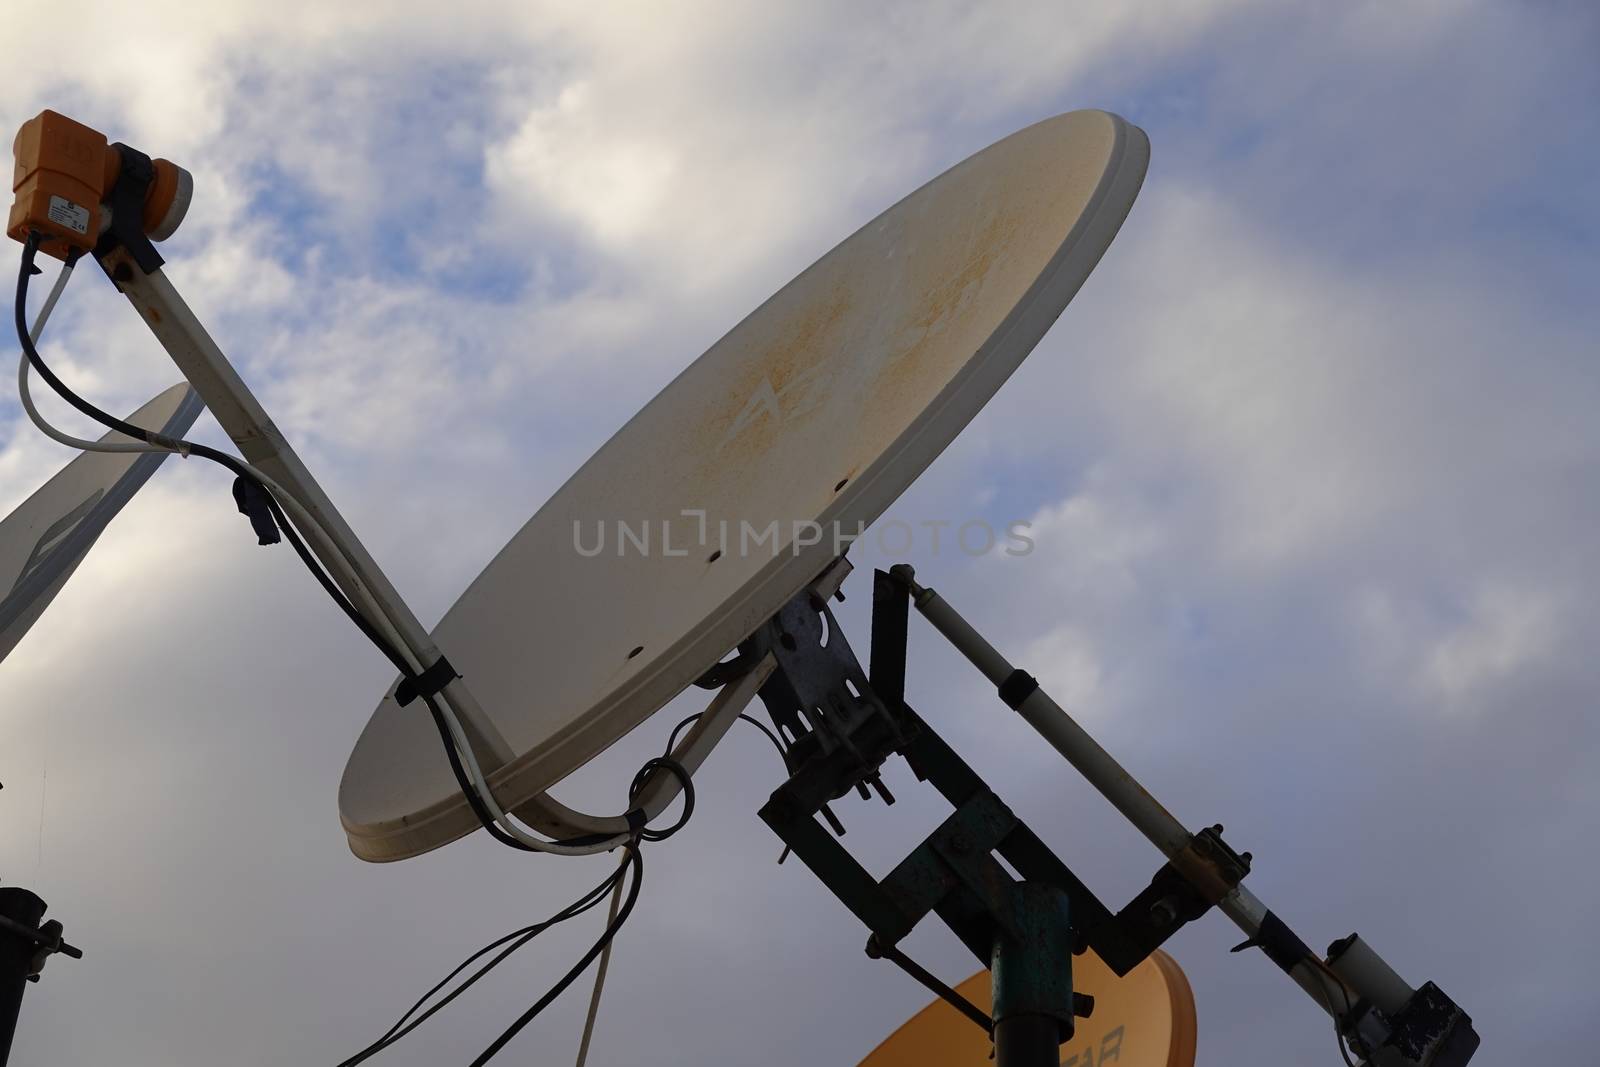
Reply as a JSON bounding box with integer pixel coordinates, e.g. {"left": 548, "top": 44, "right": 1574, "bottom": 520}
{"left": 1168, "top": 824, "right": 1251, "bottom": 905}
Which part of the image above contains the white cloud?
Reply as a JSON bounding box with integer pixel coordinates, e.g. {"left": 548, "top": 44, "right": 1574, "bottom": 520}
{"left": 1355, "top": 580, "right": 1566, "bottom": 709}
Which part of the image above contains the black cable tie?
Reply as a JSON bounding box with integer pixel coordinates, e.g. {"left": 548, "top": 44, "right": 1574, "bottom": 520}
{"left": 997, "top": 668, "right": 1038, "bottom": 710}
{"left": 691, "top": 649, "right": 754, "bottom": 690}
{"left": 231, "top": 476, "right": 281, "bottom": 545}
{"left": 396, "top": 656, "right": 459, "bottom": 708}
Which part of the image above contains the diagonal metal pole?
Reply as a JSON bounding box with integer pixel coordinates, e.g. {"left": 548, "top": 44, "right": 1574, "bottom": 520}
{"left": 574, "top": 852, "right": 630, "bottom": 1067}
{"left": 887, "top": 565, "right": 1351, "bottom": 1020}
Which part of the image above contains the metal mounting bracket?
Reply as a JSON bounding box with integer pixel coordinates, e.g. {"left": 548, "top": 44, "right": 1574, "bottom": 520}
{"left": 750, "top": 567, "right": 1232, "bottom": 1065}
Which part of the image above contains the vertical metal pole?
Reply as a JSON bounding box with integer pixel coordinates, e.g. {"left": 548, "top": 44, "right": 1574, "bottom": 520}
{"left": 993, "top": 1015, "right": 1060, "bottom": 1067}
{"left": 991, "top": 883, "right": 1074, "bottom": 1067}
{"left": 0, "top": 888, "right": 46, "bottom": 1066}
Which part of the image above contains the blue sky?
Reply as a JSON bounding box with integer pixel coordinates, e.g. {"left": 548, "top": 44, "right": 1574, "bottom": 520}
{"left": 1, "top": 3, "right": 1596, "bottom": 1064}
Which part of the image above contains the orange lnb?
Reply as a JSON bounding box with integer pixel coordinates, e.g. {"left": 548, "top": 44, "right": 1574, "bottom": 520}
{"left": 7, "top": 109, "right": 192, "bottom": 261}
{"left": 7, "top": 110, "right": 112, "bottom": 259}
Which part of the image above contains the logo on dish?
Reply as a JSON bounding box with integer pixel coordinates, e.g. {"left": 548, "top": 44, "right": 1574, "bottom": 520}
{"left": 1064, "top": 1024, "right": 1125, "bottom": 1066}
{"left": 718, "top": 362, "right": 833, "bottom": 450}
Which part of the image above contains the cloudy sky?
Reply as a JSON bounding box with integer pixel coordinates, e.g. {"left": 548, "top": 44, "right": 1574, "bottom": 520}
{"left": 2, "top": 2, "right": 1596, "bottom": 1064}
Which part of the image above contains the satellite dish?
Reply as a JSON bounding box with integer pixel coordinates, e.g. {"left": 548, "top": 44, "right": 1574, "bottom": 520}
{"left": 858, "top": 950, "right": 1196, "bottom": 1067}
{"left": 0, "top": 383, "right": 201, "bottom": 665}
{"left": 340, "top": 109, "right": 1149, "bottom": 861}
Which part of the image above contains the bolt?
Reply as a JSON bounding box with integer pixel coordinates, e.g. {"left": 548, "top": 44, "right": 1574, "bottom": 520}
{"left": 869, "top": 775, "right": 896, "bottom": 806}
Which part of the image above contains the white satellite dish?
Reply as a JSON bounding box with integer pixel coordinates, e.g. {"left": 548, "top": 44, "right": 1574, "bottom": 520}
{"left": 337, "top": 109, "right": 1148, "bottom": 860}
{"left": 0, "top": 383, "right": 201, "bottom": 664}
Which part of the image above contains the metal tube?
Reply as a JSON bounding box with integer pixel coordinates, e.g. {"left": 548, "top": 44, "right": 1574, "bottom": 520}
{"left": 106, "top": 258, "right": 509, "bottom": 753}
{"left": 900, "top": 570, "right": 1350, "bottom": 1020}
{"left": 1326, "top": 932, "right": 1413, "bottom": 1016}
{"left": 993, "top": 1014, "right": 1060, "bottom": 1067}
{"left": 101, "top": 250, "right": 629, "bottom": 838}
{"left": 908, "top": 581, "right": 1190, "bottom": 856}
{"left": 1221, "top": 885, "right": 1352, "bottom": 1014}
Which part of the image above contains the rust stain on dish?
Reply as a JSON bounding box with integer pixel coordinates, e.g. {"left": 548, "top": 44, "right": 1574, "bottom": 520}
{"left": 869, "top": 206, "right": 1024, "bottom": 412}
{"left": 676, "top": 202, "right": 1028, "bottom": 509}
{"left": 700, "top": 283, "right": 855, "bottom": 462}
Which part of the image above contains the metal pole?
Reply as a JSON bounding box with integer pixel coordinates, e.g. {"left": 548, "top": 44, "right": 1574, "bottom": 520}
{"left": 891, "top": 566, "right": 1350, "bottom": 1019}
{"left": 991, "top": 882, "right": 1075, "bottom": 1067}
{"left": 0, "top": 888, "right": 45, "bottom": 1066}
{"left": 99, "top": 252, "right": 511, "bottom": 762}
{"left": 993, "top": 1015, "right": 1060, "bottom": 1067}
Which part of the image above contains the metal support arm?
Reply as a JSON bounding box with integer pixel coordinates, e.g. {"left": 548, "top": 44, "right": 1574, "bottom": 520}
{"left": 891, "top": 565, "right": 1479, "bottom": 1067}
{"left": 94, "top": 245, "right": 643, "bottom": 841}
{"left": 753, "top": 566, "right": 1233, "bottom": 1063}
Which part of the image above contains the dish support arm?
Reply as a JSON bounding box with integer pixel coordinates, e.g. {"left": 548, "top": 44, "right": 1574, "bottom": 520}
{"left": 95, "top": 242, "right": 665, "bottom": 842}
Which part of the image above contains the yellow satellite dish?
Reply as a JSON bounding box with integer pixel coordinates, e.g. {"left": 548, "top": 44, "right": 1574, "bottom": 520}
{"left": 859, "top": 950, "right": 1195, "bottom": 1067}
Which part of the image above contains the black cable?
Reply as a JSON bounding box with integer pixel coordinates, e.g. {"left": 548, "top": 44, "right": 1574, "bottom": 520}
{"left": 348, "top": 892, "right": 614, "bottom": 1064}
{"left": 337, "top": 852, "right": 632, "bottom": 1066}
{"left": 468, "top": 842, "right": 644, "bottom": 1067}
{"left": 16, "top": 233, "right": 525, "bottom": 847}
{"left": 450, "top": 706, "right": 780, "bottom": 1064}
{"left": 18, "top": 233, "right": 263, "bottom": 482}
{"left": 15, "top": 232, "right": 665, "bottom": 856}
{"left": 340, "top": 763, "right": 673, "bottom": 1065}
{"left": 17, "top": 240, "right": 508, "bottom": 837}
{"left": 19, "top": 235, "right": 671, "bottom": 1066}
{"left": 664, "top": 710, "right": 790, "bottom": 767}
{"left": 629, "top": 757, "right": 693, "bottom": 842}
